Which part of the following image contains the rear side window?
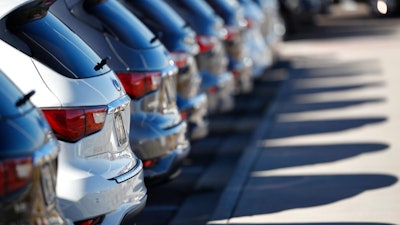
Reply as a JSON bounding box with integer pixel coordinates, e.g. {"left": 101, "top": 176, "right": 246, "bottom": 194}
{"left": 84, "top": 0, "right": 159, "bottom": 49}
{"left": 6, "top": 8, "right": 110, "bottom": 79}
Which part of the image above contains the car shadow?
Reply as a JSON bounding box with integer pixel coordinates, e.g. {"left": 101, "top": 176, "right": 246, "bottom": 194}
{"left": 267, "top": 117, "right": 385, "bottom": 139}
{"left": 233, "top": 174, "right": 397, "bottom": 216}
{"left": 254, "top": 143, "right": 388, "bottom": 171}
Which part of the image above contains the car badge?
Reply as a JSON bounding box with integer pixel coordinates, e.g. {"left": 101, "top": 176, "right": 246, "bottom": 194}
{"left": 112, "top": 79, "right": 122, "bottom": 91}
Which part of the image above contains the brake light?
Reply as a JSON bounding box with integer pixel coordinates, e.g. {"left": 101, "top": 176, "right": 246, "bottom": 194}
{"left": 225, "top": 25, "right": 241, "bottom": 41}
{"left": 142, "top": 159, "right": 159, "bottom": 168}
{"left": 74, "top": 215, "right": 104, "bottom": 225}
{"left": 0, "top": 157, "right": 33, "bottom": 198}
{"left": 180, "top": 110, "right": 188, "bottom": 120}
{"left": 170, "top": 52, "right": 189, "bottom": 68}
{"left": 117, "top": 71, "right": 162, "bottom": 99}
{"left": 42, "top": 107, "right": 107, "bottom": 143}
{"left": 208, "top": 86, "right": 218, "bottom": 95}
{"left": 197, "top": 35, "right": 217, "bottom": 53}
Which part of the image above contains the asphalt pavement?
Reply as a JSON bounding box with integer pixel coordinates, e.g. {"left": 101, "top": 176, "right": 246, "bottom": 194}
{"left": 207, "top": 5, "right": 400, "bottom": 225}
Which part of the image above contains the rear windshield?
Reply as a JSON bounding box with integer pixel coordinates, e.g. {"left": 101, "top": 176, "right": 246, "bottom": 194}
{"left": 126, "top": 0, "right": 186, "bottom": 32}
{"left": 0, "top": 71, "right": 33, "bottom": 119}
{"left": 85, "top": 0, "right": 159, "bottom": 49}
{"left": 6, "top": 8, "right": 110, "bottom": 79}
{"left": 168, "top": 0, "right": 216, "bottom": 19}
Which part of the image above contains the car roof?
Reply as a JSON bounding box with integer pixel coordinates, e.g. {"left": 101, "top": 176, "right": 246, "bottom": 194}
{"left": 0, "top": 0, "right": 34, "bottom": 19}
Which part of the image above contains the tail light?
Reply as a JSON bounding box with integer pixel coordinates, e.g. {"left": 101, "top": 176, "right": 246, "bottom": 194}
{"left": 142, "top": 159, "right": 159, "bottom": 168}
{"left": 74, "top": 215, "right": 104, "bottom": 225}
{"left": 170, "top": 52, "right": 189, "bottom": 68}
{"left": 0, "top": 157, "right": 33, "bottom": 198}
{"left": 180, "top": 110, "right": 188, "bottom": 120}
{"left": 208, "top": 86, "right": 218, "bottom": 95}
{"left": 117, "top": 71, "right": 162, "bottom": 99}
{"left": 197, "top": 35, "right": 218, "bottom": 53}
{"left": 224, "top": 25, "right": 241, "bottom": 41}
{"left": 232, "top": 68, "right": 240, "bottom": 79}
{"left": 42, "top": 107, "right": 107, "bottom": 143}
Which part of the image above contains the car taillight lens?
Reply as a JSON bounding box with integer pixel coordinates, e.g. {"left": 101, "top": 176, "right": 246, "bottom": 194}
{"left": 225, "top": 25, "right": 241, "bottom": 41}
{"left": 197, "top": 35, "right": 217, "bottom": 53}
{"left": 170, "top": 52, "right": 189, "bottom": 68}
{"left": 117, "top": 71, "right": 162, "bottom": 99}
{"left": 74, "top": 215, "right": 104, "bottom": 225}
{"left": 142, "top": 159, "right": 159, "bottom": 168}
{"left": 0, "top": 157, "right": 33, "bottom": 198}
{"left": 42, "top": 107, "right": 107, "bottom": 143}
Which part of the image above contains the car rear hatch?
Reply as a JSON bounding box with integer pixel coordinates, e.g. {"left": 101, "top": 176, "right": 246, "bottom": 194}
{"left": 4, "top": 0, "right": 138, "bottom": 179}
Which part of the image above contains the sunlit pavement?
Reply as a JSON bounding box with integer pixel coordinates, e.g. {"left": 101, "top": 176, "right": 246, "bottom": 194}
{"left": 209, "top": 6, "right": 400, "bottom": 225}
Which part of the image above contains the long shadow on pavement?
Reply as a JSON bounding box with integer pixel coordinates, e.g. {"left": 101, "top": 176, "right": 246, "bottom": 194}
{"left": 253, "top": 143, "right": 389, "bottom": 171}
{"left": 233, "top": 174, "right": 397, "bottom": 216}
{"left": 267, "top": 117, "right": 386, "bottom": 139}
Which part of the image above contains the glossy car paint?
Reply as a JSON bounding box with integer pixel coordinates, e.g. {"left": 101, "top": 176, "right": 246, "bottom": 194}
{"left": 204, "top": 0, "right": 254, "bottom": 94}
{"left": 0, "top": 1, "right": 146, "bottom": 223}
{"left": 120, "top": 0, "right": 209, "bottom": 140}
{"left": 0, "top": 71, "right": 71, "bottom": 225}
{"left": 238, "top": 0, "right": 274, "bottom": 78}
{"left": 165, "top": 0, "right": 236, "bottom": 114}
{"left": 50, "top": 0, "right": 190, "bottom": 184}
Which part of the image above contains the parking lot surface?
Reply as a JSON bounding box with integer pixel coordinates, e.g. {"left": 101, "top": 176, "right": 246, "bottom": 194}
{"left": 210, "top": 7, "right": 400, "bottom": 225}
{"left": 133, "top": 4, "right": 400, "bottom": 225}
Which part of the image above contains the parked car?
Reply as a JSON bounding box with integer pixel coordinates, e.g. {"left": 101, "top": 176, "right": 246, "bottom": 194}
{"left": 238, "top": 0, "right": 274, "bottom": 78}
{"left": 204, "top": 0, "right": 254, "bottom": 93}
{"left": 50, "top": 0, "right": 190, "bottom": 185}
{"left": 120, "top": 0, "right": 210, "bottom": 140}
{"left": 253, "top": 0, "right": 286, "bottom": 57}
{"left": 165, "top": 0, "right": 237, "bottom": 114}
{"left": 0, "top": 0, "right": 147, "bottom": 224}
{"left": 0, "top": 70, "right": 71, "bottom": 225}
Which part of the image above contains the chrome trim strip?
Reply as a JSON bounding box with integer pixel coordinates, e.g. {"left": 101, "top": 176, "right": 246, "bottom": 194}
{"left": 107, "top": 95, "right": 131, "bottom": 114}
{"left": 111, "top": 158, "right": 143, "bottom": 183}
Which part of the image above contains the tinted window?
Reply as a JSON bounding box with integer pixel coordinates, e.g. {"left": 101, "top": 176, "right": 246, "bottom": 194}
{"left": 8, "top": 11, "right": 110, "bottom": 78}
{"left": 0, "top": 71, "right": 34, "bottom": 119}
{"left": 127, "top": 0, "right": 186, "bottom": 31}
{"left": 86, "top": 0, "right": 159, "bottom": 49}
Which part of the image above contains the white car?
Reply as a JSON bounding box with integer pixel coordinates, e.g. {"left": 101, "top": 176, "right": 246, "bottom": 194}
{"left": 0, "top": 0, "right": 147, "bottom": 224}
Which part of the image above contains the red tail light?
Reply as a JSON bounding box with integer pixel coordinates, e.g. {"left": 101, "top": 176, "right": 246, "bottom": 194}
{"left": 74, "top": 215, "right": 104, "bottom": 225}
{"left": 170, "top": 52, "right": 189, "bottom": 68}
{"left": 180, "top": 110, "right": 188, "bottom": 120}
{"left": 142, "top": 159, "right": 159, "bottom": 168}
{"left": 225, "top": 25, "right": 241, "bottom": 41}
{"left": 0, "top": 157, "right": 33, "bottom": 198}
{"left": 117, "top": 71, "right": 162, "bottom": 99}
{"left": 208, "top": 86, "right": 218, "bottom": 95}
{"left": 197, "top": 35, "right": 217, "bottom": 53}
{"left": 42, "top": 107, "right": 107, "bottom": 143}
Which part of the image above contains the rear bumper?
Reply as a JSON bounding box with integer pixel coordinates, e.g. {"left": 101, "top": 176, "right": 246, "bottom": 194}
{"left": 229, "top": 56, "right": 254, "bottom": 94}
{"left": 144, "top": 141, "right": 190, "bottom": 186}
{"left": 201, "top": 71, "right": 235, "bottom": 115}
{"left": 178, "top": 92, "right": 209, "bottom": 140}
{"left": 129, "top": 115, "right": 191, "bottom": 183}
